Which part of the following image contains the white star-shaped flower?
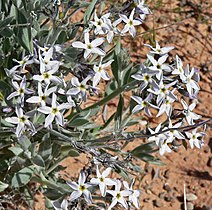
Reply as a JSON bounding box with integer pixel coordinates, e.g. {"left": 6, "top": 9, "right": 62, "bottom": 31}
{"left": 186, "top": 128, "right": 205, "bottom": 149}
{"left": 107, "top": 180, "right": 132, "bottom": 210}
{"left": 158, "top": 136, "right": 173, "bottom": 156}
{"left": 67, "top": 171, "right": 93, "bottom": 204}
{"left": 51, "top": 199, "right": 68, "bottom": 210}
{"left": 38, "top": 93, "right": 73, "bottom": 127}
{"left": 156, "top": 91, "right": 176, "bottom": 117}
{"left": 90, "top": 166, "right": 116, "bottom": 196}
{"left": 147, "top": 54, "right": 171, "bottom": 80}
{"left": 67, "top": 76, "right": 91, "bottom": 101}
{"left": 131, "top": 64, "right": 158, "bottom": 91}
{"left": 164, "top": 121, "right": 185, "bottom": 140}
{"left": 72, "top": 32, "right": 105, "bottom": 59}
{"left": 172, "top": 55, "right": 186, "bottom": 80}
{"left": 123, "top": 179, "right": 140, "bottom": 209}
{"left": 7, "top": 76, "right": 34, "bottom": 104}
{"left": 93, "top": 58, "right": 113, "bottom": 87}
{"left": 131, "top": 94, "right": 154, "bottom": 117}
{"left": 145, "top": 41, "right": 174, "bottom": 56}
{"left": 183, "top": 65, "right": 200, "bottom": 96}
{"left": 11, "top": 55, "right": 34, "bottom": 73}
{"left": 26, "top": 83, "right": 57, "bottom": 106}
{"left": 120, "top": 8, "right": 142, "bottom": 37}
{"left": 33, "top": 63, "right": 62, "bottom": 85}
{"left": 90, "top": 10, "right": 110, "bottom": 35}
{"left": 134, "top": 0, "right": 151, "bottom": 15}
{"left": 5, "top": 107, "right": 36, "bottom": 137}
{"left": 39, "top": 47, "right": 60, "bottom": 71}
{"left": 181, "top": 99, "right": 201, "bottom": 125}
{"left": 148, "top": 79, "right": 177, "bottom": 106}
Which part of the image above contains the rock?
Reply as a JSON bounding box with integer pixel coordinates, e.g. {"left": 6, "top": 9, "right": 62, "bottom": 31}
{"left": 200, "top": 182, "right": 208, "bottom": 188}
{"left": 143, "top": 198, "right": 150, "bottom": 203}
{"left": 207, "top": 157, "right": 212, "bottom": 167}
{"left": 145, "top": 165, "right": 153, "bottom": 174}
{"left": 186, "top": 202, "right": 194, "bottom": 210}
{"left": 203, "top": 146, "right": 210, "bottom": 153}
{"left": 164, "top": 183, "right": 172, "bottom": 192}
{"left": 186, "top": 193, "right": 197, "bottom": 201}
{"left": 164, "top": 195, "right": 173, "bottom": 202}
{"left": 153, "top": 199, "right": 163, "bottom": 207}
{"left": 183, "top": 157, "right": 188, "bottom": 161}
{"left": 202, "top": 205, "right": 212, "bottom": 210}
{"left": 159, "top": 192, "right": 166, "bottom": 199}
{"left": 170, "top": 191, "right": 177, "bottom": 199}
{"left": 164, "top": 169, "right": 171, "bottom": 179}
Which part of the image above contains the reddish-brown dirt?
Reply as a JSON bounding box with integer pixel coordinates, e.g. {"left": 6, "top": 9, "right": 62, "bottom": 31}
{"left": 34, "top": 0, "right": 212, "bottom": 209}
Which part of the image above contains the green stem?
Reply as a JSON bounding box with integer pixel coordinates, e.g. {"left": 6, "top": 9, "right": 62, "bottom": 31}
{"left": 32, "top": 173, "right": 69, "bottom": 194}
{"left": 84, "top": 79, "right": 138, "bottom": 111}
{"left": 46, "top": 155, "right": 67, "bottom": 175}
{"left": 47, "top": 128, "right": 76, "bottom": 143}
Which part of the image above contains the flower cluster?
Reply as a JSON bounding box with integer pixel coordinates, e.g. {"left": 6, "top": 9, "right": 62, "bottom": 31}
{"left": 4, "top": 1, "right": 152, "bottom": 138}
{"left": 64, "top": 166, "right": 140, "bottom": 210}
{"left": 131, "top": 42, "right": 205, "bottom": 155}
{"left": 5, "top": 46, "right": 75, "bottom": 136}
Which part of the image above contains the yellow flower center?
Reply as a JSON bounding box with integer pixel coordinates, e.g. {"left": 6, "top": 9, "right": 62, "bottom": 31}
{"left": 163, "top": 139, "right": 167, "bottom": 145}
{"left": 18, "top": 88, "right": 24, "bottom": 94}
{"left": 43, "top": 72, "right": 50, "bottom": 79}
{"left": 165, "top": 99, "right": 170, "bottom": 105}
{"left": 157, "top": 64, "right": 161, "bottom": 69}
{"left": 80, "top": 84, "right": 86, "bottom": 90}
{"left": 20, "top": 59, "right": 27, "bottom": 65}
{"left": 52, "top": 108, "right": 58, "bottom": 114}
{"left": 98, "top": 66, "right": 102, "bottom": 72}
{"left": 161, "top": 88, "right": 167, "bottom": 93}
{"left": 79, "top": 185, "right": 86, "bottom": 192}
{"left": 97, "top": 20, "right": 102, "bottom": 26}
{"left": 144, "top": 75, "right": 150, "bottom": 81}
{"left": 142, "top": 101, "right": 147, "bottom": 107}
{"left": 40, "top": 95, "right": 46, "bottom": 101}
{"left": 116, "top": 193, "right": 121, "bottom": 199}
{"left": 87, "top": 44, "right": 92, "bottom": 49}
{"left": 44, "top": 60, "right": 49, "bottom": 64}
{"left": 19, "top": 116, "right": 26, "bottom": 123}
{"left": 100, "top": 177, "right": 104, "bottom": 182}
{"left": 129, "top": 20, "right": 133, "bottom": 26}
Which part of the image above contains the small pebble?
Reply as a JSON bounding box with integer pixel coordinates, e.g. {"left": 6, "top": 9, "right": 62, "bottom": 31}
{"left": 184, "top": 157, "right": 188, "bottom": 162}
{"left": 202, "top": 205, "right": 212, "bottom": 210}
{"left": 153, "top": 199, "right": 163, "bottom": 207}
{"left": 207, "top": 157, "right": 212, "bottom": 167}
{"left": 145, "top": 165, "right": 153, "bottom": 174}
{"left": 186, "top": 193, "right": 197, "bottom": 201}
{"left": 164, "top": 169, "right": 171, "bottom": 179}
{"left": 200, "top": 182, "right": 208, "bottom": 188}
{"left": 143, "top": 198, "right": 150, "bottom": 203}
{"left": 164, "top": 195, "right": 173, "bottom": 202}
{"left": 164, "top": 183, "right": 172, "bottom": 192}
{"left": 204, "top": 146, "right": 210, "bottom": 153}
{"left": 159, "top": 192, "right": 166, "bottom": 199}
{"left": 186, "top": 202, "right": 194, "bottom": 210}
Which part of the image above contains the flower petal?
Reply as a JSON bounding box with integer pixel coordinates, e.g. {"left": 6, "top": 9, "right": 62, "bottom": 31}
{"left": 70, "top": 190, "right": 82, "bottom": 202}
{"left": 72, "top": 41, "right": 86, "bottom": 49}
{"left": 44, "top": 113, "right": 55, "bottom": 127}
